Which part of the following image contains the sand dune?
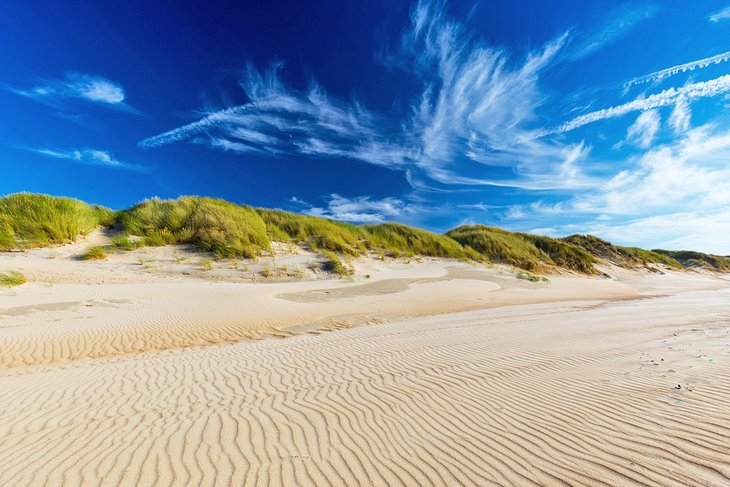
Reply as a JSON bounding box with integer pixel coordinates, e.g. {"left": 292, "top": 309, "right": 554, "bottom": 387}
{"left": 1, "top": 240, "right": 730, "bottom": 485}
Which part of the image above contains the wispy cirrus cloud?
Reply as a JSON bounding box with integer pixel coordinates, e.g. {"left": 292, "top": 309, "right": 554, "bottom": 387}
{"left": 140, "top": 62, "right": 414, "bottom": 168}
{"left": 537, "top": 74, "right": 730, "bottom": 137}
{"left": 10, "top": 73, "right": 137, "bottom": 112}
{"left": 624, "top": 51, "right": 730, "bottom": 90}
{"left": 709, "top": 6, "right": 730, "bottom": 22}
{"left": 26, "top": 147, "right": 144, "bottom": 171}
{"left": 568, "top": 3, "right": 659, "bottom": 61}
{"left": 625, "top": 109, "right": 660, "bottom": 148}
{"left": 141, "top": 0, "right": 598, "bottom": 192}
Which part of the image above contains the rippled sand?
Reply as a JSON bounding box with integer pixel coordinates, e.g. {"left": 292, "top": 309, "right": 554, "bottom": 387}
{"left": 1, "top": 243, "right": 729, "bottom": 486}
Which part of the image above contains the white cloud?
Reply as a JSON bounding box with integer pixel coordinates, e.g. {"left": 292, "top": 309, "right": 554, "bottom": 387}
{"left": 539, "top": 75, "right": 730, "bottom": 136}
{"left": 509, "top": 125, "right": 730, "bottom": 253}
{"left": 302, "top": 194, "right": 420, "bottom": 223}
{"left": 11, "top": 73, "right": 130, "bottom": 108}
{"left": 141, "top": 1, "right": 597, "bottom": 191}
{"left": 28, "top": 147, "right": 142, "bottom": 171}
{"left": 709, "top": 6, "right": 730, "bottom": 22}
{"left": 569, "top": 3, "right": 659, "bottom": 61}
{"left": 624, "top": 51, "right": 730, "bottom": 90}
{"left": 669, "top": 98, "right": 691, "bottom": 134}
{"left": 140, "top": 63, "right": 412, "bottom": 168}
{"left": 626, "top": 109, "right": 660, "bottom": 148}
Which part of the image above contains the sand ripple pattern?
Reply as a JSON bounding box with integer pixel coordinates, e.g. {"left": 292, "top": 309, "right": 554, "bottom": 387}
{"left": 1, "top": 290, "right": 730, "bottom": 486}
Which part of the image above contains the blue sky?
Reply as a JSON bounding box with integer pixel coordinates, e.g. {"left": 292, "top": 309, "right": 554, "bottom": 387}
{"left": 2, "top": 1, "right": 730, "bottom": 253}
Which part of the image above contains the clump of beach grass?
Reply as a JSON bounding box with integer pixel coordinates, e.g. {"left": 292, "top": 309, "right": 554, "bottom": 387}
{"left": 79, "top": 246, "right": 107, "bottom": 261}
{"left": 199, "top": 257, "right": 214, "bottom": 271}
{"left": 0, "top": 271, "right": 27, "bottom": 287}
{"left": 321, "top": 250, "right": 354, "bottom": 277}
{"left": 117, "top": 196, "right": 270, "bottom": 259}
{"left": 109, "top": 233, "right": 144, "bottom": 252}
{"left": 516, "top": 271, "right": 549, "bottom": 282}
{"left": 0, "top": 193, "right": 111, "bottom": 250}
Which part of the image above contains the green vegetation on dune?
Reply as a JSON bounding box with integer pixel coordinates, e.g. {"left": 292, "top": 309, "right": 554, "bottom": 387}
{"left": 321, "top": 250, "right": 354, "bottom": 277}
{"left": 79, "top": 246, "right": 108, "bottom": 261}
{"left": 0, "top": 271, "right": 26, "bottom": 287}
{"left": 620, "top": 247, "right": 684, "bottom": 269}
{"left": 117, "top": 196, "right": 270, "bottom": 258}
{"left": 2, "top": 193, "right": 728, "bottom": 276}
{"left": 652, "top": 249, "right": 730, "bottom": 272}
{"left": 563, "top": 234, "right": 684, "bottom": 270}
{"left": 363, "top": 223, "right": 481, "bottom": 260}
{"left": 447, "top": 225, "right": 597, "bottom": 274}
{"left": 256, "top": 209, "right": 366, "bottom": 255}
{"left": 0, "top": 193, "right": 111, "bottom": 250}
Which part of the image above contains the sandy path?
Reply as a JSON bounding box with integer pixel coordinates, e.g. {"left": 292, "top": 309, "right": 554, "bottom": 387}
{"left": 1, "top": 284, "right": 729, "bottom": 486}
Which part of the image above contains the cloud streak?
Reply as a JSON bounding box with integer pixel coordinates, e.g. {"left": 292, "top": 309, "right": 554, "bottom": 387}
{"left": 709, "top": 6, "right": 730, "bottom": 22}
{"left": 569, "top": 3, "right": 659, "bottom": 61}
{"left": 140, "top": 62, "right": 413, "bottom": 168}
{"left": 624, "top": 51, "right": 730, "bottom": 89}
{"left": 10, "top": 73, "right": 137, "bottom": 112}
{"left": 28, "top": 147, "right": 143, "bottom": 171}
{"left": 538, "top": 75, "right": 730, "bottom": 136}
{"left": 141, "top": 1, "right": 599, "bottom": 191}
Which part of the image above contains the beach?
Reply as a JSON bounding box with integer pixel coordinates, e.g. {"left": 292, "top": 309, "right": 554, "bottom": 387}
{"left": 1, "top": 241, "right": 729, "bottom": 486}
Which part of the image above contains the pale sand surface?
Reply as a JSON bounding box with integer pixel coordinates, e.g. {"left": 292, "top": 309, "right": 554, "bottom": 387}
{"left": 1, "top": 238, "right": 729, "bottom": 485}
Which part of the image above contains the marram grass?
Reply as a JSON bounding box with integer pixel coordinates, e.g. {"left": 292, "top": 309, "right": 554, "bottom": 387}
{"left": 0, "top": 193, "right": 112, "bottom": 250}
{"left": 4, "top": 192, "right": 728, "bottom": 275}
{"left": 0, "top": 271, "right": 26, "bottom": 287}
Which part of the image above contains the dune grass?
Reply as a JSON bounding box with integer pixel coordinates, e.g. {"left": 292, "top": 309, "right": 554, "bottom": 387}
{"left": 363, "top": 223, "right": 481, "bottom": 260}
{"left": 109, "top": 233, "right": 144, "bottom": 251}
{"left": 447, "top": 225, "right": 598, "bottom": 274}
{"left": 562, "top": 234, "right": 684, "bottom": 270}
{"left": 620, "top": 247, "right": 684, "bottom": 269}
{"left": 256, "top": 209, "right": 366, "bottom": 255}
{"left": 5, "top": 193, "right": 726, "bottom": 276}
{"left": 652, "top": 249, "right": 730, "bottom": 272}
{"left": 321, "top": 250, "right": 354, "bottom": 277}
{"left": 0, "top": 193, "right": 111, "bottom": 250}
{"left": 0, "top": 271, "right": 26, "bottom": 287}
{"left": 117, "top": 196, "right": 270, "bottom": 258}
{"left": 79, "top": 246, "right": 108, "bottom": 261}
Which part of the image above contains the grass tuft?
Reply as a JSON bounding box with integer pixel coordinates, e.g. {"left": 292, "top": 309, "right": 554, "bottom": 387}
{"left": 0, "top": 271, "right": 26, "bottom": 287}
{"left": 321, "top": 250, "right": 354, "bottom": 277}
{"left": 79, "top": 246, "right": 107, "bottom": 261}
{"left": 0, "top": 193, "right": 110, "bottom": 250}
{"left": 199, "top": 257, "right": 214, "bottom": 271}
{"left": 516, "top": 271, "right": 549, "bottom": 282}
{"left": 109, "top": 233, "right": 144, "bottom": 251}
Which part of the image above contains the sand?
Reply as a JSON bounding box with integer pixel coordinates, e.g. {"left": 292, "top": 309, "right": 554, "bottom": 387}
{"left": 1, "top": 236, "right": 729, "bottom": 486}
